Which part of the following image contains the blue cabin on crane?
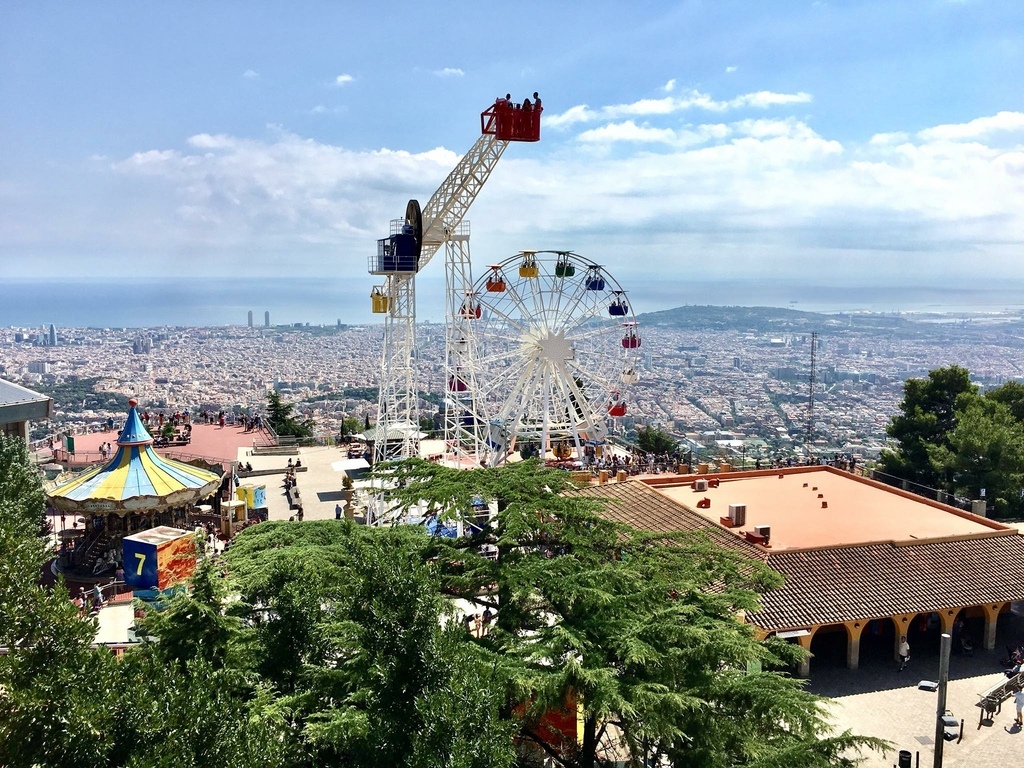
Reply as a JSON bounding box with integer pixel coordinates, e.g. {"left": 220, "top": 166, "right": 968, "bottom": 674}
{"left": 369, "top": 199, "right": 424, "bottom": 275}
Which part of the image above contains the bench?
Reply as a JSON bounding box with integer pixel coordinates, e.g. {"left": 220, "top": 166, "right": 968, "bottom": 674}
{"left": 976, "top": 671, "right": 1023, "bottom": 726}
{"left": 237, "top": 466, "right": 307, "bottom": 479}
{"left": 250, "top": 446, "right": 300, "bottom": 456}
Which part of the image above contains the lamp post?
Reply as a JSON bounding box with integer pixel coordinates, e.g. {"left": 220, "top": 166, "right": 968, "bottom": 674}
{"left": 934, "top": 632, "right": 952, "bottom": 768}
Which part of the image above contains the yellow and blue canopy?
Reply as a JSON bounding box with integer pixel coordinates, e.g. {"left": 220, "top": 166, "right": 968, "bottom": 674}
{"left": 48, "top": 402, "right": 221, "bottom": 514}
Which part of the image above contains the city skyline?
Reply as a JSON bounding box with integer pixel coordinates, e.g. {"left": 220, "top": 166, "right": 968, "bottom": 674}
{"left": 3, "top": 3, "right": 1024, "bottom": 310}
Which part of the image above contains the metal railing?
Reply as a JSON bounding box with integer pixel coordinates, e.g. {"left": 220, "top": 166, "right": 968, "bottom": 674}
{"left": 868, "top": 468, "right": 974, "bottom": 511}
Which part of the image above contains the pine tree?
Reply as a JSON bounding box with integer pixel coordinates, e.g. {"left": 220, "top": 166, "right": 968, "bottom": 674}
{"left": 382, "top": 459, "right": 884, "bottom": 767}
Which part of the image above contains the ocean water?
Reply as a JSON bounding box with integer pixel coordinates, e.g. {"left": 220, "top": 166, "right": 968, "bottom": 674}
{"left": 3, "top": 276, "right": 1023, "bottom": 328}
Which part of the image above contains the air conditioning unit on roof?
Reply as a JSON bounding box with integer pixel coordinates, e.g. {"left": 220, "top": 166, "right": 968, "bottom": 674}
{"left": 694, "top": 478, "right": 708, "bottom": 492}
{"left": 728, "top": 503, "right": 746, "bottom": 527}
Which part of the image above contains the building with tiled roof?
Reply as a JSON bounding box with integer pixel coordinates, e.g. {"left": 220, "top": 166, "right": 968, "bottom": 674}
{"left": 580, "top": 466, "right": 1024, "bottom": 676}
{"left": 0, "top": 377, "right": 52, "bottom": 441}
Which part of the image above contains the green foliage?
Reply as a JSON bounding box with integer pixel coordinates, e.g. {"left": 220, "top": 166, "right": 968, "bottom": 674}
{"left": 880, "top": 368, "right": 1024, "bottom": 517}
{"left": 879, "top": 365, "right": 976, "bottom": 487}
{"left": 36, "top": 376, "right": 131, "bottom": 414}
{"left": 985, "top": 380, "right": 1024, "bottom": 423}
{"left": 637, "top": 424, "right": 679, "bottom": 454}
{"left": 339, "top": 416, "right": 363, "bottom": 439}
{"left": 266, "top": 390, "right": 315, "bottom": 438}
{"left": 0, "top": 437, "right": 883, "bottom": 767}
{"left": 223, "top": 521, "right": 516, "bottom": 767}
{"left": 928, "top": 394, "right": 1024, "bottom": 517}
{"left": 380, "top": 459, "right": 885, "bottom": 767}
{"left": 0, "top": 433, "right": 49, "bottom": 540}
{"left": 419, "top": 414, "right": 438, "bottom": 438}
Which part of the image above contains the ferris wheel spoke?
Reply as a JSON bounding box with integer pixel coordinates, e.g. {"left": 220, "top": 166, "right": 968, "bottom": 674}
{"left": 493, "top": 357, "right": 544, "bottom": 425}
{"left": 563, "top": 354, "right": 616, "bottom": 393}
{"left": 560, "top": 296, "right": 622, "bottom": 338}
{"left": 550, "top": 358, "right": 602, "bottom": 436}
{"left": 500, "top": 275, "right": 538, "bottom": 327}
{"left": 552, "top": 263, "right": 594, "bottom": 333}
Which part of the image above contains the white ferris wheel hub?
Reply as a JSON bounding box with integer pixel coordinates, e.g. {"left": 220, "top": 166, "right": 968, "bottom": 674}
{"left": 523, "top": 327, "right": 574, "bottom": 364}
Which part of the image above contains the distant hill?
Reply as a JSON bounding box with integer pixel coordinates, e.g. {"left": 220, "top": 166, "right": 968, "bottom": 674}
{"left": 635, "top": 305, "right": 912, "bottom": 333}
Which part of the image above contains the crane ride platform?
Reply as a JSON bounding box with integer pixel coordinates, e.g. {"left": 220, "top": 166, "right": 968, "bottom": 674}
{"left": 367, "top": 94, "right": 543, "bottom": 466}
{"left": 368, "top": 97, "right": 542, "bottom": 276}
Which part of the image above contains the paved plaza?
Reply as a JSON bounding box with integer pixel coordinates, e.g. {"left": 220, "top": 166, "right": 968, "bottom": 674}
{"left": 810, "top": 610, "right": 1024, "bottom": 767}
{"left": 236, "top": 443, "right": 365, "bottom": 522}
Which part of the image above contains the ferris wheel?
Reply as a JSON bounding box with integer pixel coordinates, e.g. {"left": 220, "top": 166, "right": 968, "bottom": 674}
{"left": 447, "top": 250, "right": 641, "bottom": 466}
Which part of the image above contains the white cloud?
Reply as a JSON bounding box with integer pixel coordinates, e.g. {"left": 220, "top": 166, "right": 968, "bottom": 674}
{"left": 725, "top": 66, "right": 738, "bottom": 74}
{"left": 546, "top": 89, "right": 813, "bottom": 128}
{"left": 577, "top": 121, "right": 679, "bottom": 145}
{"left": 868, "top": 131, "right": 910, "bottom": 145}
{"left": 663, "top": 78, "right": 676, "bottom": 93}
{"left": 61, "top": 108, "right": 1021, "bottom": 289}
{"left": 108, "top": 131, "right": 460, "bottom": 255}
{"left": 731, "top": 91, "right": 813, "bottom": 109}
{"left": 334, "top": 74, "right": 354, "bottom": 86}
{"left": 434, "top": 67, "right": 465, "bottom": 78}
{"left": 243, "top": 69, "right": 259, "bottom": 79}
{"left": 916, "top": 111, "right": 1024, "bottom": 141}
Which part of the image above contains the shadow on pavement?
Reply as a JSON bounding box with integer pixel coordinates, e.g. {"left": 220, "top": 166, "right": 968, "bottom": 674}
{"left": 808, "top": 612, "right": 1024, "bottom": 699}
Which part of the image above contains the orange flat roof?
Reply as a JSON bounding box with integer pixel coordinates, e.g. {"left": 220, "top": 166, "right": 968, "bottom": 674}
{"left": 646, "top": 467, "right": 1007, "bottom": 551}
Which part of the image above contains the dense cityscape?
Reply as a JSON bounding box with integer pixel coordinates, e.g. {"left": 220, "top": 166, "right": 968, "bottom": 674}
{"left": 4, "top": 305, "right": 1024, "bottom": 466}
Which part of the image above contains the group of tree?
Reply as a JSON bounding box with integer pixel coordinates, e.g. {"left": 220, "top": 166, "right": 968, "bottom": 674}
{"left": 265, "top": 390, "right": 315, "bottom": 438}
{"left": 0, "top": 433, "right": 883, "bottom": 767}
{"left": 879, "top": 365, "right": 1024, "bottom": 517}
{"left": 636, "top": 424, "right": 680, "bottom": 455}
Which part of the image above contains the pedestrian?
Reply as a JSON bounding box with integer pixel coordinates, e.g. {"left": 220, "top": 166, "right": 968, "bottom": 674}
{"left": 473, "top": 614, "right": 482, "bottom": 637}
{"left": 335, "top": 503, "right": 342, "bottom": 520}
{"left": 898, "top": 635, "right": 910, "bottom": 672}
{"left": 1013, "top": 686, "right": 1024, "bottom": 727}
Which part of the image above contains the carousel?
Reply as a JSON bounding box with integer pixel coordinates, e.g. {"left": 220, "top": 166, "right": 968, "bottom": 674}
{"left": 48, "top": 400, "right": 224, "bottom": 579}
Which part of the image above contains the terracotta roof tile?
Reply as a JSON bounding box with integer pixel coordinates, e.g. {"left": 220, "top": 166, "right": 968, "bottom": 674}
{"left": 750, "top": 534, "right": 1024, "bottom": 631}
{"left": 573, "top": 480, "right": 764, "bottom": 558}
{"left": 575, "top": 480, "right": 1024, "bottom": 633}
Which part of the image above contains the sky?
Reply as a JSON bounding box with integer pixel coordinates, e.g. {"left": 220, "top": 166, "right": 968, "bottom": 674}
{"left": 2, "top": 0, "right": 1024, "bottom": 320}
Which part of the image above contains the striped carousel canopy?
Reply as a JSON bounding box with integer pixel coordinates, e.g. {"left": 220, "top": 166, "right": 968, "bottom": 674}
{"left": 48, "top": 401, "right": 222, "bottom": 515}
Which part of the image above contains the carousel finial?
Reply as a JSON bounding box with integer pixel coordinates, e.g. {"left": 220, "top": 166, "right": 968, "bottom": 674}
{"left": 117, "top": 398, "right": 153, "bottom": 446}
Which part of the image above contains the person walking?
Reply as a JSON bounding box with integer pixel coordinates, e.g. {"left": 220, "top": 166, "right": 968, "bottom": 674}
{"left": 898, "top": 635, "right": 910, "bottom": 672}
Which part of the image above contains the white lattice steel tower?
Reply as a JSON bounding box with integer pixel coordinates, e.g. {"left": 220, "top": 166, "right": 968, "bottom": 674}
{"left": 369, "top": 98, "right": 542, "bottom": 465}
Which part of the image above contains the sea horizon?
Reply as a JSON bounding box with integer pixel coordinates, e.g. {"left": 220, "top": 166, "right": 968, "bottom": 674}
{"left": 3, "top": 276, "right": 1024, "bottom": 329}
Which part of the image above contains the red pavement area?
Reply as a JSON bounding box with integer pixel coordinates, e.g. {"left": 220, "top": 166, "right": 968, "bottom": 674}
{"left": 48, "top": 422, "right": 274, "bottom": 467}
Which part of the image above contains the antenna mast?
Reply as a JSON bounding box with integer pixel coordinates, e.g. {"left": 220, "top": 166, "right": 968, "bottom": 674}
{"left": 805, "top": 331, "right": 817, "bottom": 450}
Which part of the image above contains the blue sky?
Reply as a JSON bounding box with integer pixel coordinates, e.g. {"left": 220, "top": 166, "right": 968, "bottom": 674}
{"left": 3, "top": 1, "right": 1024, "bottom": 312}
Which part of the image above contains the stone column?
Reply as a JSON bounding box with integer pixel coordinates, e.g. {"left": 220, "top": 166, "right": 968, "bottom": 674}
{"left": 845, "top": 620, "right": 866, "bottom": 670}
{"left": 891, "top": 614, "right": 914, "bottom": 660}
{"left": 981, "top": 603, "right": 1005, "bottom": 650}
{"left": 938, "top": 608, "right": 958, "bottom": 635}
{"left": 796, "top": 631, "right": 815, "bottom": 678}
